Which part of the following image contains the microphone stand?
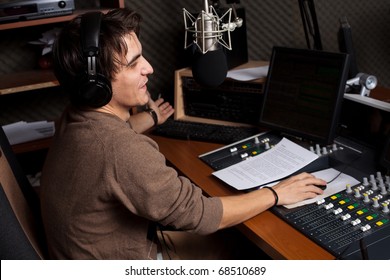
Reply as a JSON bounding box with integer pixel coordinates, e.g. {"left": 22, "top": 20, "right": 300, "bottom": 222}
{"left": 298, "top": 0, "right": 322, "bottom": 50}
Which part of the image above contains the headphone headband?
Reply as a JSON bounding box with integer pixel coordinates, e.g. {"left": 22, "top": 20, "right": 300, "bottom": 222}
{"left": 81, "top": 12, "right": 102, "bottom": 57}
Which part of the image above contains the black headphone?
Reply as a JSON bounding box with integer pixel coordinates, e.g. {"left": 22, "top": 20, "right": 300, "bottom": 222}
{"left": 76, "top": 12, "right": 112, "bottom": 108}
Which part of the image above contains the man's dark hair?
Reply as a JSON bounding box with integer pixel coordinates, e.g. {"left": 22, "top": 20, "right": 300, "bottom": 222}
{"left": 53, "top": 8, "right": 142, "bottom": 102}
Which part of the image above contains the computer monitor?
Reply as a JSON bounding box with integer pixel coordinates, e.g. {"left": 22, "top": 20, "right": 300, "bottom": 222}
{"left": 259, "top": 46, "right": 350, "bottom": 145}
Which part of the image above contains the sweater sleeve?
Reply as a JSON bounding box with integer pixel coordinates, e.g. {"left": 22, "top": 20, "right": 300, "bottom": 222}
{"left": 108, "top": 131, "right": 223, "bottom": 235}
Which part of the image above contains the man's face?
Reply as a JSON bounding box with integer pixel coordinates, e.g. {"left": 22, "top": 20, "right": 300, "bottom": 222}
{"left": 110, "top": 32, "right": 154, "bottom": 109}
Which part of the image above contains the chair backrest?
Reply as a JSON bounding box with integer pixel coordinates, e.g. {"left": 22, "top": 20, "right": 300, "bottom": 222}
{"left": 0, "top": 126, "right": 47, "bottom": 259}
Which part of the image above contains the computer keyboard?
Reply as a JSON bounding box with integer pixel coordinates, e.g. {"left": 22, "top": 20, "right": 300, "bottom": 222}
{"left": 152, "top": 118, "right": 260, "bottom": 144}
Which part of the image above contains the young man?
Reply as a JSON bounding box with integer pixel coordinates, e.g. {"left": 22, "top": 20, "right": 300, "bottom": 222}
{"left": 40, "top": 8, "right": 326, "bottom": 260}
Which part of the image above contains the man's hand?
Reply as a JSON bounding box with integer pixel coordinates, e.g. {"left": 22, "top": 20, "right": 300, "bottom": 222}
{"left": 147, "top": 95, "right": 174, "bottom": 125}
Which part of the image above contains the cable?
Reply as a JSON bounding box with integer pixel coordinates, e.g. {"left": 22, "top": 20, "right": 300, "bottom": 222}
{"left": 359, "top": 237, "right": 369, "bottom": 260}
{"left": 325, "top": 145, "right": 364, "bottom": 184}
{"left": 158, "top": 226, "right": 173, "bottom": 260}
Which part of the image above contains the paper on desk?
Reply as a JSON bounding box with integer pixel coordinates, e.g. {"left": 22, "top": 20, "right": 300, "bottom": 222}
{"left": 279, "top": 168, "right": 360, "bottom": 209}
{"left": 2, "top": 120, "right": 55, "bottom": 145}
{"left": 213, "top": 138, "right": 319, "bottom": 190}
{"left": 226, "top": 65, "right": 269, "bottom": 81}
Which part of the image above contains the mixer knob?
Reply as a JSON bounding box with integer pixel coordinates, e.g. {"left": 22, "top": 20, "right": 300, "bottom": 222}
{"left": 371, "top": 180, "right": 378, "bottom": 191}
{"left": 230, "top": 147, "right": 238, "bottom": 153}
{"left": 345, "top": 184, "right": 352, "bottom": 193}
{"left": 322, "top": 147, "right": 328, "bottom": 155}
{"left": 385, "top": 176, "right": 390, "bottom": 189}
{"left": 332, "top": 143, "right": 338, "bottom": 151}
{"left": 264, "top": 142, "right": 270, "bottom": 150}
{"left": 369, "top": 174, "right": 376, "bottom": 184}
{"left": 354, "top": 188, "right": 361, "bottom": 198}
{"left": 376, "top": 171, "right": 383, "bottom": 181}
{"left": 341, "top": 213, "right": 351, "bottom": 221}
{"left": 372, "top": 198, "right": 380, "bottom": 208}
{"left": 363, "top": 193, "right": 370, "bottom": 203}
{"left": 379, "top": 178, "right": 386, "bottom": 195}
{"left": 254, "top": 137, "right": 260, "bottom": 144}
{"left": 382, "top": 202, "right": 389, "bottom": 213}
{"left": 351, "top": 218, "right": 361, "bottom": 226}
{"left": 309, "top": 146, "right": 315, "bottom": 153}
{"left": 362, "top": 177, "right": 369, "bottom": 187}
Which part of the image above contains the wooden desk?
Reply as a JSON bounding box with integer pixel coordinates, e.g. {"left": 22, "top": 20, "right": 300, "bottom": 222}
{"left": 148, "top": 133, "right": 335, "bottom": 260}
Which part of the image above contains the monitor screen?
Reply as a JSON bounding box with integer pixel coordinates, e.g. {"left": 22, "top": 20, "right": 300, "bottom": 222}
{"left": 259, "top": 46, "right": 350, "bottom": 144}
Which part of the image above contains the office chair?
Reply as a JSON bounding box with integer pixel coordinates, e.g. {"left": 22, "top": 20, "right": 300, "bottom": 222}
{"left": 0, "top": 126, "right": 47, "bottom": 259}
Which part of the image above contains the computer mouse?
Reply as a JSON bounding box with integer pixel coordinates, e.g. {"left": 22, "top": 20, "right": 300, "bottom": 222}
{"left": 314, "top": 184, "right": 327, "bottom": 190}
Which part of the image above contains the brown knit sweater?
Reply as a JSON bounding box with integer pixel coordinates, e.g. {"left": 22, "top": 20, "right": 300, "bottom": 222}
{"left": 40, "top": 107, "right": 223, "bottom": 259}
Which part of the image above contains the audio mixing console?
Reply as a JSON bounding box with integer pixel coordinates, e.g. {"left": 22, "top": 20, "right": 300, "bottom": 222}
{"left": 199, "top": 132, "right": 390, "bottom": 259}
{"left": 199, "top": 131, "right": 335, "bottom": 172}
{"left": 199, "top": 131, "right": 281, "bottom": 170}
{"left": 273, "top": 176, "right": 390, "bottom": 259}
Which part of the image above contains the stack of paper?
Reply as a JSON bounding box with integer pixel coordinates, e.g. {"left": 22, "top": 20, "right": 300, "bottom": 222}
{"left": 2, "top": 121, "right": 55, "bottom": 145}
{"left": 213, "top": 138, "right": 319, "bottom": 190}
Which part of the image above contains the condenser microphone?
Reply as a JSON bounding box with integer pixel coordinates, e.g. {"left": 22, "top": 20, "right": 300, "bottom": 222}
{"left": 183, "top": 0, "right": 242, "bottom": 87}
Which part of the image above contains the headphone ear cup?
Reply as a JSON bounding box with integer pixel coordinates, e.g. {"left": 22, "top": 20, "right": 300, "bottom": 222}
{"left": 76, "top": 12, "right": 112, "bottom": 108}
{"left": 76, "top": 73, "right": 112, "bottom": 108}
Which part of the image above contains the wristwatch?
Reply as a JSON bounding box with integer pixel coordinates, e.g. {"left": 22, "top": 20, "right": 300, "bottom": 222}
{"left": 145, "top": 108, "right": 158, "bottom": 127}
